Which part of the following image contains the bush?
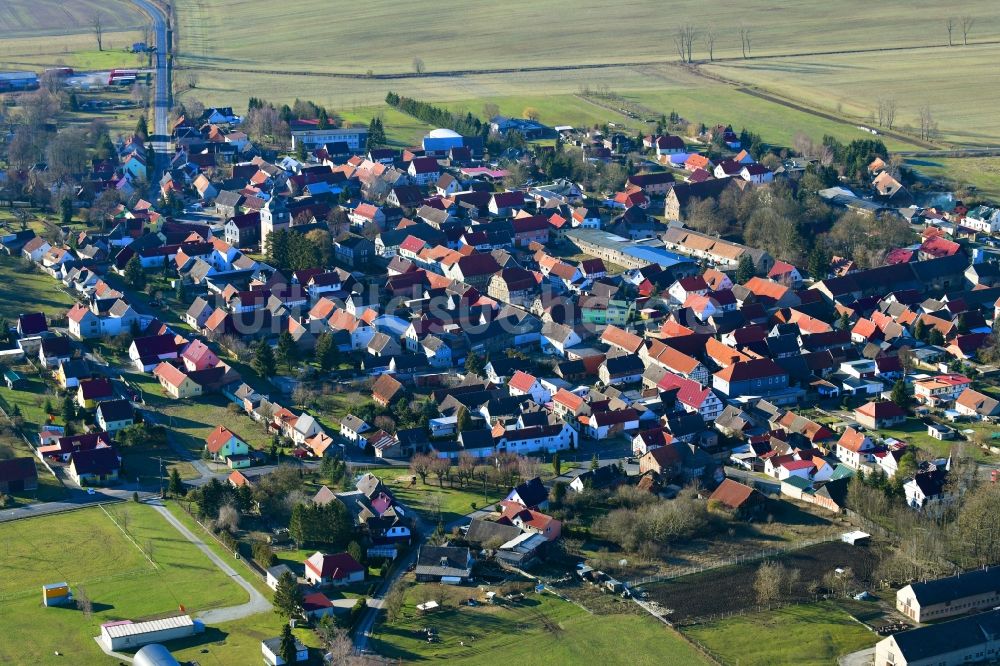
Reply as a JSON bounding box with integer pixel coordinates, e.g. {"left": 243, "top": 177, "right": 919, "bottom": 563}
{"left": 218, "top": 531, "right": 239, "bottom": 552}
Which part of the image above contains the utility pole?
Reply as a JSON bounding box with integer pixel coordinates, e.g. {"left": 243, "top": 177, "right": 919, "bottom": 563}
{"left": 158, "top": 456, "right": 164, "bottom": 498}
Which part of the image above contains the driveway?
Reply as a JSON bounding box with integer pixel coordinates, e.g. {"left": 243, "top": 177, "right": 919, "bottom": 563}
{"left": 148, "top": 500, "right": 271, "bottom": 622}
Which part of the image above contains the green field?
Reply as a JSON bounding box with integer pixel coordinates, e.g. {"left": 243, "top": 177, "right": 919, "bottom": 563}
{"left": 364, "top": 468, "right": 496, "bottom": 525}
{"left": 684, "top": 602, "right": 876, "bottom": 666}
{"left": 372, "top": 583, "right": 709, "bottom": 664}
{"left": 704, "top": 43, "right": 1000, "bottom": 147}
{"left": 905, "top": 156, "right": 1000, "bottom": 200}
{"left": 0, "top": 0, "right": 145, "bottom": 39}
{"left": 158, "top": 396, "right": 273, "bottom": 459}
{"left": 0, "top": 255, "right": 77, "bottom": 321}
{"left": 0, "top": 504, "right": 249, "bottom": 665}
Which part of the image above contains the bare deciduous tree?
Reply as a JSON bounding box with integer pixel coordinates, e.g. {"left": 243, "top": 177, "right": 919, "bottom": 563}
{"left": 946, "top": 17, "right": 955, "bottom": 46}
{"left": 961, "top": 16, "right": 975, "bottom": 45}
{"left": 739, "top": 26, "right": 751, "bottom": 59}
{"left": 674, "top": 25, "right": 697, "bottom": 63}
{"left": 76, "top": 586, "right": 93, "bottom": 616}
{"left": 918, "top": 105, "right": 936, "bottom": 141}
{"left": 92, "top": 13, "right": 104, "bottom": 51}
{"left": 412, "top": 57, "right": 425, "bottom": 74}
{"left": 876, "top": 97, "right": 897, "bottom": 129}
{"left": 754, "top": 561, "right": 784, "bottom": 607}
{"left": 217, "top": 504, "right": 240, "bottom": 532}
{"left": 704, "top": 30, "right": 717, "bottom": 61}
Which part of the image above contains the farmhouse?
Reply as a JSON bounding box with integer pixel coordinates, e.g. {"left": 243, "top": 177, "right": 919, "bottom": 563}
{"left": 415, "top": 545, "right": 473, "bottom": 583}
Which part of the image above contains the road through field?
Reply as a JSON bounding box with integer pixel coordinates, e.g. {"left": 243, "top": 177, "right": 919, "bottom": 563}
{"left": 149, "top": 499, "right": 272, "bottom": 622}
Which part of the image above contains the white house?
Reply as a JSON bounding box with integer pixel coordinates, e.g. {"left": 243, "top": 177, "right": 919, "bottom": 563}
{"left": 508, "top": 371, "right": 551, "bottom": 405}
{"left": 339, "top": 414, "right": 371, "bottom": 446}
{"left": 262, "top": 636, "right": 308, "bottom": 666}
{"left": 495, "top": 422, "right": 575, "bottom": 454}
{"left": 834, "top": 427, "right": 875, "bottom": 469}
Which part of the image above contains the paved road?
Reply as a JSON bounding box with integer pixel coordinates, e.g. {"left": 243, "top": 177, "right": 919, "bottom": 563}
{"left": 130, "top": 0, "right": 171, "bottom": 193}
{"left": 149, "top": 499, "right": 272, "bottom": 622}
{"left": 0, "top": 489, "right": 155, "bottom": 523}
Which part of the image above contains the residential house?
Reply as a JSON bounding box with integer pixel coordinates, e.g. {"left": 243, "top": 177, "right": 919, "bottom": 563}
{"left": 96, "top": 399, "right": 134, "bottom": 434}
{"left": 304, "top": 551, "right": 365, "bottom": 587}
{"left": 414, "top": 545, "right": 473, "bottom": 583}
{"left": 854, "top": 401, "right": 906, "bottom": 430}
{"left": 896, "top": 567, "right": 1000, "bottom": 623}
{"left": 205, "top": 426, "right": 251, "bottom": 468}
{"left": 835, "top": 427, "right": 875, "bottom": 469}
{"left": 77, "top": 378, "right": 114, "bottom": 409}
{"left": 709, "top": 478, "right": 767, "bottom": 518}
{"left": 68, "top": 447, "right": 120, "bottom": 485}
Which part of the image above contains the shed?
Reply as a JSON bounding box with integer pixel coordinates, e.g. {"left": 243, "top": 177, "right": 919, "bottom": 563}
{"left": 99, "top": 615, "right": 196, "bottom": 651}
{"left": 841, "top": 530, "right": 871, "bottom": 546}
{"left": 41, "top": 582, "right": 72, "bottom": 607}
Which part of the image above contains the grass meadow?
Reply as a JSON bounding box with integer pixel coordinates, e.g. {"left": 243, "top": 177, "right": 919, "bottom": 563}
{"left": 370, "top": 582, "right": 709, "bottom": 665}
{"left": 0, "top": 504, "right": 249, "bottom": 664}
{"left": 683, "top": 602, "right": 876, "bottom": 666}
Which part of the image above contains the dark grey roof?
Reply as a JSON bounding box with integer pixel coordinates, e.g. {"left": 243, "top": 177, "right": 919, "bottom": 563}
{"left": 891, "top": 609, "right": 1000, "bottom": 662}
{"left": 508, "top": 477, "right": 548, "bottom": 507}
{"left": 907, "top": 566, "right": 1000, "bottom": 607}
{"left": 415, "top": 545, "right": 471, "bottom": 577}
{"left": 465, "top": 518, "right": 522, "bottom": 545}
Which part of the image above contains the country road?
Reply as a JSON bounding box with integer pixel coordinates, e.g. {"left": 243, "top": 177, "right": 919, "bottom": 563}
{"left": 130, "top": 0, "right": 171, "bottom": 196}
{"left": 149, "top": 499, "right": 272, "bottom": 623}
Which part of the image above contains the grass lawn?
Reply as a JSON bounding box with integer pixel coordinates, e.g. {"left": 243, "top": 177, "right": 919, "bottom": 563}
{"left": 366, "top": 468, "right": 498, "bottom": 525}
{"left": 905, "top": 156, "right": 1000, "bottom": 200}
{"left": 159, "top": 395, "right": 274, "bottom": 458}
{"left": 0, "top": 255, "right": 77, "bottom": 321}
{"left": 0, "top": 503, "right": 250, "bottom": 665}
{"left": 683, "top": 602, "right": 876, "bottom": 666}
{"left": 875, "top": 417, "right": 983, "bottom": 460}
{"left": 169, "top": 611, "right": 322, "bottom": 666}
{"left": 371, "top": 582, "right": 708, "bottom": 664}
{"left": 0, "top": 374, "right": 60, "bottom": 433}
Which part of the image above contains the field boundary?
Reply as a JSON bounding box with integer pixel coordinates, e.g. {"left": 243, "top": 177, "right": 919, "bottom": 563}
{"left": 102, "top": 504, "right": 160, "bottom": 569}
{"left": 626, "top": 536, "right": 837, "bottom": 587}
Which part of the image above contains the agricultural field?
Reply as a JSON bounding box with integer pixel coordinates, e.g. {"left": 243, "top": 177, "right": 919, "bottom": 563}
{"left": 370, "top": 582, "right": 709, "bottom": 665}
{"left": 703, "top": 42, "right": 1000, "bottom": 147}
{"left": 0, "top": 504, "right": 250, "bottom": 665}
{"left": 905, "top": 156, "right": 1000, "bottom": 200}
{"left": 0, "top": 0, "right": 144, "bottom": 39}
{"left": 684, "top": 602, "right": 877, "bottom": 666}
{"left": 644, "top": 540, "right": 881, "bottom": 623}
{"left": 174, "top": 0, "right": 996, "bottom": 76}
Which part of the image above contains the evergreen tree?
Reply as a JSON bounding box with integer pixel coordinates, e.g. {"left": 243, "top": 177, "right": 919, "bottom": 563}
{"left": 314, "top": 332, "right": 339, "bottom": 371}
{"left": 279, "top": 624, "right": 297, "bottom": 664}
{"left": 273, "top": 571, "right": 302, "bottom": 618}
{"left": 288, "top": 503, "right": 306, "bottom": 547}
{"left": 61, "top": 394, "right": 76, "bottom": 424}
{"left": 807, "top": 246, "right": 829, "bottom": 280}
{"left": 464, "top": 351, "right": 486, "bottom": 377}
{"left": 123, "top": 254, "right": 146, "bottom": 291}
{"left": 168, "top": 467, "right": 184, "bottom": 497}
{"left": 735, "top": 254, "right": 755, "bottom": 283}
{"left": 60, "top": 197, "right": 74, "bottom": 226}
{"left": 552, "top": 452, "right": 561, "bottom": 476}
{"left": 252, "top": 341, "right": 277, "bottom": 377}
{"left": 928, "top": 328, "right": 945, "bottom": 346}
{"left": 913, "top": 318, "right": 927, "bottom": 342}
{"left": 43, "top": 397, "right": 54, "bottom": 415}
{"left": 317, "top": 109, "right": 330, "bottom": 130}
{"left": 276, "top": 331, "right": 299, "bottom": 371}
{"left": 69, "top": 92, "right": 79, "bottom": 111}
{"left": 135, "top": 115, "right": 149, "bottom": 139}
{"left": 174, "top": 280, "right": 186, "bottom": 304}
{"left": 591, "top": 453, "right": 599, "bottom": 471}
{"left": 890, "top": 379, "right": 912, "bottom": 409}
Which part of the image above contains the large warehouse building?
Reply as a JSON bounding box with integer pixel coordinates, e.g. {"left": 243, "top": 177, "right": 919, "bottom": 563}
{"left": 0, "top": 71, "right": 39, "bottom": 92}
{"left": 99, "top": 615, "right": 196, "bottom": 651}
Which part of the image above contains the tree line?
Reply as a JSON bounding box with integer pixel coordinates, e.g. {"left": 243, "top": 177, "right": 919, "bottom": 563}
{"left": 384, "top": 92, "right": 486, "bottom": 137}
